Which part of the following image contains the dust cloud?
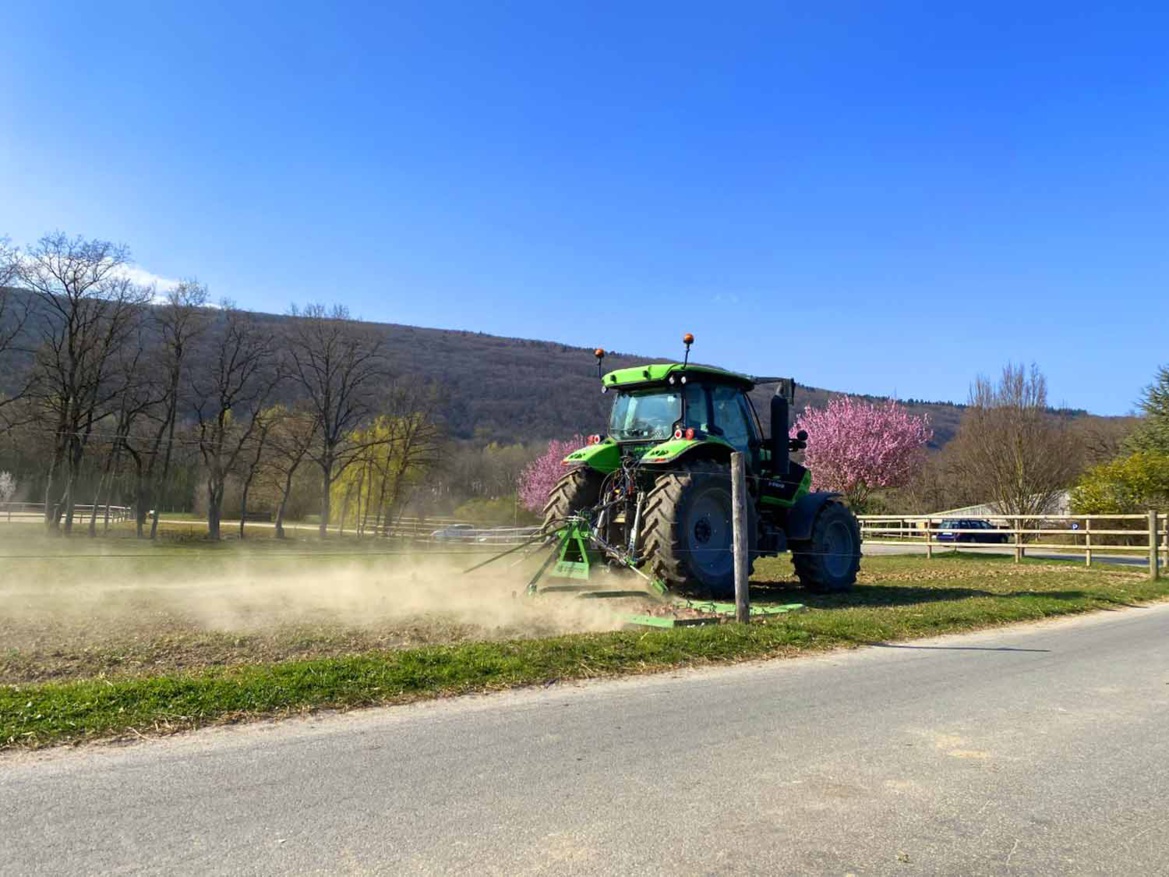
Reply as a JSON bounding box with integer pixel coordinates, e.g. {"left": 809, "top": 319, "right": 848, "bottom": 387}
{"left": 0, "top": 549, "right": 633, "bottom": 654}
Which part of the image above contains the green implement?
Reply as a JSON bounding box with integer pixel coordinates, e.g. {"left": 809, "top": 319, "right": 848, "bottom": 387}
{"left": 526, "top": 516, "right": 670, "bottom": 600}
{"left": 519, "top": 516, "right": 805, "bottom": 626}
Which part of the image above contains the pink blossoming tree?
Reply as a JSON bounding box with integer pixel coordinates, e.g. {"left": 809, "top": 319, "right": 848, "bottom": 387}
{"left": 793, "top": 398, "right": 932, "bottom": 511}
{"left": 518, "top": 436, "right": 585, "bottom": 513}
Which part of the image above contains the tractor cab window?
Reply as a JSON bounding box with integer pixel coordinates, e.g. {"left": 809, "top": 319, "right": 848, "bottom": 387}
{"left": 709, "top": 385, "right": 754, "bottom": 454}
{"left": 609, "top": 389, "right": 683, "bottom": 441}
{"left": 682, "top": 383, "right": 708, "bottom": 429}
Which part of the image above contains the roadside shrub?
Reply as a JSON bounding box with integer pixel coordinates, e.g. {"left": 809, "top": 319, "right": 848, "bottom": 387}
{"left": 1071, "top": 451, "right": 1169, "bottom": 514}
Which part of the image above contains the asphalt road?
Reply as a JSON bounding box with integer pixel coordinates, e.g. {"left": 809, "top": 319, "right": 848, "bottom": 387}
{"left": 5, "top": 605, "right": 1169, "bottom": 876}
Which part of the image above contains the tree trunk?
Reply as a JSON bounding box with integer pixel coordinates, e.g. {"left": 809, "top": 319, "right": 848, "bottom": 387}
{"left": 338, "top": 485, "right": 352, "bottom": 537}
{"left": 43, "top": 467, "right": 56, "bottom": 529}
{"left": 318, "top": 458, "right": 332, "bottom": 539}
{"left": 62, "top": 456, "right": 77, "bottom": 536}
{"left": 135, "top": 483, "right": 148, "bottom": 538}
{"left": 354, "top": 464, "right": 367, "bottom": 537}
{"left": 87, "top": 482, "right": 103, "bottom": 537}
{"left": 43, "top": 419, "right": 68, "bottom": 531}
{"left": 89, "top": 437, "right": 121, "bottom": 538}
{"left": 151, "top": 407, "right": 179, "bottom": 541}
{"left": 275, "top": 465, "right": 298, "bottom": 540}
{"left": 239, "top": 480, "right": 251, "bottom": 539}
{"left": 374, "top": 471, "right": 389, "bottom": 537}
{"left": 207, "top": 482, "right": 222, "bottom": 541}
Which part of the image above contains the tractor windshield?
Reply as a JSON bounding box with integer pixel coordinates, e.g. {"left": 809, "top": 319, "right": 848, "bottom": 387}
{"left": 609, "top": 385, "right": 707, "bottom": 441}
{"left": 609, "top": 388, "right": 683, "bottom": 441}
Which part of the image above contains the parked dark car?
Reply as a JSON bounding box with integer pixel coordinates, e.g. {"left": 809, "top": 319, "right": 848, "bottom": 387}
{"left": 935, "top": 518, "right": 1010, "bottom": 544}
{"left": 429, "top": 523, "right": 477, "bottom": 542}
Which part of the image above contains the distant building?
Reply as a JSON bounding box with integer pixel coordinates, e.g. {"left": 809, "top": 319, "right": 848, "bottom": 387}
{"left": 930, "top": 491, "right": 1071, "bottom": 521}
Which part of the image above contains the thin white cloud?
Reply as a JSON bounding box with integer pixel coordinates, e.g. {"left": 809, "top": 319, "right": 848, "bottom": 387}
{"left": 115, "top": 264, "right": 181, "bottom": 293}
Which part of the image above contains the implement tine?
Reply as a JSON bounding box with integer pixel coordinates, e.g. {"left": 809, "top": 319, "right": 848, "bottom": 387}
{"left": 461, "top": 531, "right": 549, "bottom": 575}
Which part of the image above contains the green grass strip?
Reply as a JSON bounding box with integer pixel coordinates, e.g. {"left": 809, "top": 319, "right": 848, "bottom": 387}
{"left": 5, "top": 567, "right": 1168, "bottom": 749}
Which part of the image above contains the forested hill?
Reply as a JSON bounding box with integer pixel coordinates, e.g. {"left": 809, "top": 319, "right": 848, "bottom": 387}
{"left": 0, "top": 287, "right": 1069, "bottom": 447}
{"left": 280, "top": 319, "right": 972, "bottom": 447}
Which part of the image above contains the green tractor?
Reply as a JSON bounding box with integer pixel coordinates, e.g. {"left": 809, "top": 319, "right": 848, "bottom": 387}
{"left": 541, "top": 335, "right": 861, "bottom": 597}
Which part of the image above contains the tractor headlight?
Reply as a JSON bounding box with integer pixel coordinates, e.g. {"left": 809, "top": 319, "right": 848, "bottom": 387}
{"left": 680, "top": 375, "right": 687, "bottom": 384}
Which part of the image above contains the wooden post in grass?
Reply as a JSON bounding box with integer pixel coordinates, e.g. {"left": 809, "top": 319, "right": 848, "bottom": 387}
{"left": 731, "top": 452, "right": 749, "bottom": 623}
{"left": 1150, "top": 511, "right": 1161, "bottom": 582}
{"left": 1084, "top": 517, "right": 1092, "bottom": 568}
{"left": 1014, "top": 517, "right": 1023, "bottom": 564}
{"left": 925, "top": 517, "right": 933, "bottom": 560}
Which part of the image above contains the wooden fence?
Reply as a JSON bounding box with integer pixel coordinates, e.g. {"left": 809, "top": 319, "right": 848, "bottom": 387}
{"left": 1, "top": 502, "right": 133, "bottom": 523}
{"left": 858, "top": 513, "right": 1167, "bottom": 577}
{"left": 379, "top": 517, "right": 541, "bottom": 544}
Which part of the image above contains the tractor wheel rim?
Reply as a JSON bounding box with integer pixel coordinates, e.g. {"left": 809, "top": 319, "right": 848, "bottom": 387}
{"left": 823, "top": 519, "right": 853, "bottom": 578}
{"left": 687, "top": 492, "right": 732, "bottom": 578}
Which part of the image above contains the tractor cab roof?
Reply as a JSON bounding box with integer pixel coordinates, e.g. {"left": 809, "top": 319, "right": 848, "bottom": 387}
{"left": 602, "top": 363, "right": 755, "bottom": 392}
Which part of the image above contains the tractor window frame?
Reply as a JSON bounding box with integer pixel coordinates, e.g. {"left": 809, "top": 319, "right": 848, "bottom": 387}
{"left": 741, "top": 394, "right": 764, "bottom": 445}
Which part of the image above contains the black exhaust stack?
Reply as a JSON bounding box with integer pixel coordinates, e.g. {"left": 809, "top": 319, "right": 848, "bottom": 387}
{"left": 770, "top": 379, "right": 796, "bottom": 476}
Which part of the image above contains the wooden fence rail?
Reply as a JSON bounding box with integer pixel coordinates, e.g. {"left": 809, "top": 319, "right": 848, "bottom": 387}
{"left": 1, "top": 502, "right": 133, "bottom": 523}
{"left": 857, "top": 513, "right": 1166, "bottom": 579}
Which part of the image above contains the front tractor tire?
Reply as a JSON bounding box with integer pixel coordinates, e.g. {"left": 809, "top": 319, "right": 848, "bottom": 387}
{"left": 790, "top": 501, "right": 861, "bottom": 593}
{"left": 542, "top": 467, "right": 604, "bottom": 532}
{"left": 642, "top": 460, "right": 756, "bottom": 599}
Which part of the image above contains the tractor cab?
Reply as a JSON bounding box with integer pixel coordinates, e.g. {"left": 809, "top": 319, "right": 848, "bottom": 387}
{"left": 603, "top": 365, "right": 760, "bottom": 455}
{"left": 572, "top": 349, "right": 803, "bottom": 489}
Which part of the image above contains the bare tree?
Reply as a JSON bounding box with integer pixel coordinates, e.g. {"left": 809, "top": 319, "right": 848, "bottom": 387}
{"left": 20, "top": 233, "right": 153, "bottom": 533}
{"left": 286, "top": 304, "right": 386, "bottom": 537}
{"left": 237, "top": 408, "right": 277, "bottom": 539}
{"left": 947, "top": 363, "right": 1079, "bottom": 517}
{"left": 374, "top": 385, "right": 444, "bottom": 531}
{"left": 0, "top": 238, "right": 32, "bottom": 414}
{"left": 139, "top": 281, "right": 210, "bottom": 538}
{"left": 192, "top": 306, "right": 280, "bottom": 540}
{"left": 0, "top": 238, "right": 18, "bottom": 288}
{"left": 258, "top": 404, "right": 319, "bottom": 539}
{"left": 86, "top": 320, "right": 156, "bottom": 537}
{"left": 1070, "top": 415, "right": 1141, "bottom": 468}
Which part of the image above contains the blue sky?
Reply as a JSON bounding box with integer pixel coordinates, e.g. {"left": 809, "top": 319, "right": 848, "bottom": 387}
{"left": 2, "top": 2, "right": 1165, "bottom": 415}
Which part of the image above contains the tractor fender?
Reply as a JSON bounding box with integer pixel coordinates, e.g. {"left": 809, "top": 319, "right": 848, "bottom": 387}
{"left": 562, "top": 439, "right": 621, "bottom": 474}
{"left": 640, "top": 436, "right": 735, "bottom": 467}
{"left": 786, "top": 492, "right": 844, "bottom": 541}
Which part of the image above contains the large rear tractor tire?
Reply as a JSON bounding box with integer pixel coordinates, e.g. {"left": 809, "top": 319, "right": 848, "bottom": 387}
{"left": 642, "top": 460, "right": 756, "bottom": 599}
{"left": 542, "top": 467, "right": 604, "bottom": 532}
{"left": 790, "top": 502, "right": 861, "bottom": 593}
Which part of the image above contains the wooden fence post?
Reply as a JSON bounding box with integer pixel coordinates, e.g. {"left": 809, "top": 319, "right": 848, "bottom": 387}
{"left": 1163, "top": 515, "right": 1168, "bottom": 574}
{"left": 731, "top": 452, "right": 749, "bottom": 623}
{"left": 1014, "top": 517, "right": 1023, "bottom": 563}
{"left": 1151, "top": 511, "right": 1161, "bottom": 582}
{"left": 1084, "top": 517, "right": 1092, "bottom": 568}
